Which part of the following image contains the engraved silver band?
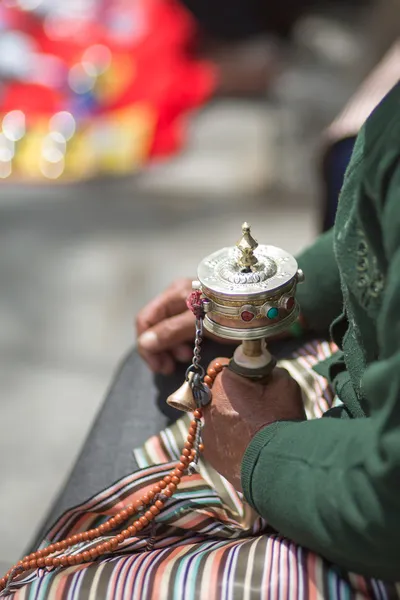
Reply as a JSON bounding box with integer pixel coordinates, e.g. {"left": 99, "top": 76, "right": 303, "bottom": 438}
{"left": 203, "top": 305, "right": 299, "bottom": 340}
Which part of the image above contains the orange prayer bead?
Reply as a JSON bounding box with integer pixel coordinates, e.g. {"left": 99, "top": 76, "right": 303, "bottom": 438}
{"left": 206, "top": 367, "right": 216, "bottom": 378}
{"left": 0, "top": 400, "right": 214, "bottom": 588}
{"left": 204, "top": 375, "right": 213, "bottom": 386}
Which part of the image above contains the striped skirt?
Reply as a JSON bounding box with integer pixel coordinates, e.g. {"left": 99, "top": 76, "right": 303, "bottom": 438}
{"left": 3, "top": 340, "right": 400, "bottom": 600}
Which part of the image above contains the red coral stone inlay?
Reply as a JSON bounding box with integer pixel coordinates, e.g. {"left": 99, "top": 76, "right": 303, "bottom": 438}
{"left": 241, "top": 311, "right": 255, "bottom": 322}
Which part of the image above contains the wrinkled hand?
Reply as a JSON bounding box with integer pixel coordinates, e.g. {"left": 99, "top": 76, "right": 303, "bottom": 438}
{"left": 136, "top": 278, "right": 234, "bottom": 375}
{"left": 136, "top": 278, "right": 195, "bottom": 375}
{"left": 202, "top": 360, "right": 306, "bottom": 491}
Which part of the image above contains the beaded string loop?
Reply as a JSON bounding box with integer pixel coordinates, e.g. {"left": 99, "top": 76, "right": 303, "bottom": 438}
{"left": 0, "top": 362, "right": 225, "bottom": 595}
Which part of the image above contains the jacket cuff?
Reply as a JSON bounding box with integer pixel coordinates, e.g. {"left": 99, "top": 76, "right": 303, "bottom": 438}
{"left": 241, "top": 421, "right": 290, "bottom": 509}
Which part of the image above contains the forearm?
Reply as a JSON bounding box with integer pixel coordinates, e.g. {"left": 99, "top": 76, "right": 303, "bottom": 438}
{"left": 295, "top": 229, "right": 343, "bottom": 334}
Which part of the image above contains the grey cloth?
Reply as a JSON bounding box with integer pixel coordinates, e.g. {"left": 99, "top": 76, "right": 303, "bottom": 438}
{"left": 27, "top": 340, "right": 224, "bottom": 551}
{"left": 27, "top": 349, "right": 167, "bottom": 551}
{"left": 27, "top": 335, "right": 310, "bottom": 552}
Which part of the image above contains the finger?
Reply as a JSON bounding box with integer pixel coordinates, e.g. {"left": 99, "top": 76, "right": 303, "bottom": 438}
{"left": 136, "top": 279, "right": 191, "bottom": 336}
{"left": 173, "top": 344, "right": 193, "bottom": 363}
{"left": 202, "top": 357, "right": 230, "bottom": 417}
{"left": 138, "top": 348, "right": 175, "bottom": 375}
{"left": 138, "top": 311, "right": 195, "bottom": 354}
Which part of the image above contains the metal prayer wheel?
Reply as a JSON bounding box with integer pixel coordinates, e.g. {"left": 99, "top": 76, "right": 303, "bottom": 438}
{"left": 167, "top": 222, "right": 304, "bottom": 413}
{"left": 194, "top": 222, "right": 304, "bottom": 379}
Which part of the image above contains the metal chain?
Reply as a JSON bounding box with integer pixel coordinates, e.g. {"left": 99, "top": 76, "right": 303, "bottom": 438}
{"left": 185, "top": 317, "right": 205, "bottom": 380}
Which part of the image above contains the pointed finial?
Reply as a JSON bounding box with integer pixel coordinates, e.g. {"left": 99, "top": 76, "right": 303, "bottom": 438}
{"left": 236, "top": 222, "right": 258, "bottom": 269}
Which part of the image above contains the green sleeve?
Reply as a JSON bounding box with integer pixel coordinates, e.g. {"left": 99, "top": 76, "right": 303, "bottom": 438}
{"left": 241, "top": 165, "right": 400, "bottom": 582}
{"left": 295, "top": 229, "right": 343, "bottom": 333}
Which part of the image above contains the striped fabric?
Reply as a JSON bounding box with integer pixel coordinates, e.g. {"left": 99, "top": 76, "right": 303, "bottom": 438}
{"left": 3, "top": 340, "right": 400, "bottom": 599}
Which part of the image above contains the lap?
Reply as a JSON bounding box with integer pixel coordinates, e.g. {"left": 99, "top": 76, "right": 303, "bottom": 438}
{"left": 27, "top": 335, "right": 322, "bottom": 551}
{"left": 9, "top": 339, "right": 399, "bottom": 599}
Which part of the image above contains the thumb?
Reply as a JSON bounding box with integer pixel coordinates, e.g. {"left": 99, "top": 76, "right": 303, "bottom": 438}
{"left": 138, "top": 311, "right": 195, "bottom": 354}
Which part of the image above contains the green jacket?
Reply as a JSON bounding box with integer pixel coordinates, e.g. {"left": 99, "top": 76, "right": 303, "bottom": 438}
{"left": 241, "top": 82, "right": 400, "bottom": 581}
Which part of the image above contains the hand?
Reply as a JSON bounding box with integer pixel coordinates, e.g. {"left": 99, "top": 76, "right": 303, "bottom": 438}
{"left": 202, "top": 360, "right": 306, "bottom": 491}
{"left": 136, "top": 278, "right": 195, "bottom": 375}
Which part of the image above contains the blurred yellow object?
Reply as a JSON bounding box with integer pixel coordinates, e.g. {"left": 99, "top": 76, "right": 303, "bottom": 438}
{"left": 0, "top": 103, "right": 155, "bottom": 182}
{"left": 94, "top": 104, "right": 155, "bottom": 173}
{"left": 96, "top": 55, "right": 136, "bottom": 105}
{"left": 14, "top": 121, "right": 48, "bottom": 179}
{"left": 65, "top": 129, "right": 97, "bottom": 180}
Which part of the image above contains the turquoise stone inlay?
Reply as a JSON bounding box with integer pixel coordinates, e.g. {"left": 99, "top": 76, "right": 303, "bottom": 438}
{"left": 267, "top": 307, "right": 279, "bottom": 320}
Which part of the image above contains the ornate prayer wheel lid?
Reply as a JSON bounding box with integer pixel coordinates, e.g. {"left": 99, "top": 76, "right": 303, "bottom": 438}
{"left": 198, "top": 222, "right": 300, "bottom": 299}
{"left": 195, "top": 223, "right": 304, "bottom": 341}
